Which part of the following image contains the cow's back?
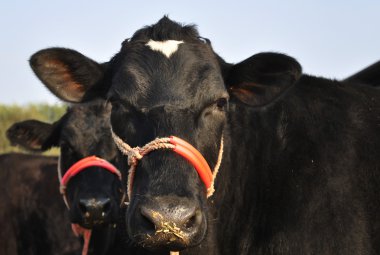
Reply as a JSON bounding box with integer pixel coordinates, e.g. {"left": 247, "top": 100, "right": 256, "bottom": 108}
{"left": 0, "top": 153, "right": 80, "bottom": 255}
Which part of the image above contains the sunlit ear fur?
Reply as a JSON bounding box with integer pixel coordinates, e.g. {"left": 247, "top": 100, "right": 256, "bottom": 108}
{"left": 225, "top": 52, "right": 302, "bottom": 107}
{"left": 6, "top": 119, "right": 62, "bottom": 152}
{"left": 30, "top": 48, "right": 105, "bottom": 103}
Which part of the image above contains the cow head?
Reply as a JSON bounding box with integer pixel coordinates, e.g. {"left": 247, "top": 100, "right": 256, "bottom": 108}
{"left": 6, "top": 101, "right": 122, "bottom": 227}
{"left": 6, "top": 49, "right": 123, "bottom": 254}
{"left": 21, "top": 17, "right": 302, "bottom": 252}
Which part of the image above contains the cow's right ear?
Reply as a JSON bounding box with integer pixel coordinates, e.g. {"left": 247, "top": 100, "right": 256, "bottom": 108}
{"left": 30, "top": 48, "right": 105, "bottom": 103}
{"left": 225, "top": 52, "right": 302, "bottom": 107}
{"left": 6, "top": 120, "right": 60, "bottom": 152}
{"left": 343, "top": 60, "right": 380, "bottom": 86}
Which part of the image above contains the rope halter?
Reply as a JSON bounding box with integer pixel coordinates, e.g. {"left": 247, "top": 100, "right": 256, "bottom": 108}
{"left": 111, "top": 128, "right": 224, "bottom": 200}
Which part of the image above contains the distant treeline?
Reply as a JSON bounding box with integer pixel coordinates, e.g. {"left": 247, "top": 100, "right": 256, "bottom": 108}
{"left": 0, "top": 103, "right": 67, "bottom": 155}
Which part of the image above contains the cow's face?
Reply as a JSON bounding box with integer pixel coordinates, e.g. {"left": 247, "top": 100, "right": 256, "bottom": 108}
{"left": 58, "top": 102, "right": 122, "bottom": 229}
{"left": 7, "top": 101, "right": 121, "bottom": 230}
{"left": 106, "top": 21, "right": 228, "bottom": 250}
{"left": 106, "top": 18, "right": 302, "bottom": 251}
{"left": 20, "top": 17, "right": 302, "bottom": 252}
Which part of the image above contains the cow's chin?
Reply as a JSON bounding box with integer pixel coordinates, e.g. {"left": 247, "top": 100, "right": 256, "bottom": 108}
{"left": 87, "top": 224, "right": 117, "bottom": 255}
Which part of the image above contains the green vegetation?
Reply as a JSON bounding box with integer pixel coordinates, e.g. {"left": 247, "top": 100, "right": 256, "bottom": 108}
{"left": 0, "top": 103, "right": 67, "bottom": 155}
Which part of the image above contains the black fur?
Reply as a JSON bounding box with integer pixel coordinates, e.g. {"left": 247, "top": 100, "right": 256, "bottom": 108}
{"left": 0, "top": 153, "right": 81, "bottom": 255}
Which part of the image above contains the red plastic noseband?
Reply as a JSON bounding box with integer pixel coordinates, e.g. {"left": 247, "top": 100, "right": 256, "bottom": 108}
{"left": 169, "top": 136, "right": 213, "bottom": 190}
{"left": 59, "top": 156, "right": 122, "bottom": 208}
{"left": 61, "top": 156, "right": 121, "bottom": 187}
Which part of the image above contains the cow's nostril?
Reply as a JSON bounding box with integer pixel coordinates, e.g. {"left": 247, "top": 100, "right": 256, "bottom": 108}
{"left": 102, "top": 199, "right": 111, "bottom": 215}
{"left": 184, "top": 209, "right": 202, "bottom": 230}
{"left": 141, "top": 213, "right": 157, "bottom": 232}
{"left": 78, "top": 200, "right": 89, "bottom": 215}
{"left": 140, "top": 207, "right": 158, "bottom": 233}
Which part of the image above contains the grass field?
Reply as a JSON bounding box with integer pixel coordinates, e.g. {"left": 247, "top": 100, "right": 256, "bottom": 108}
{"left": 0, "top": 103, "right": 67, "bottom": 155}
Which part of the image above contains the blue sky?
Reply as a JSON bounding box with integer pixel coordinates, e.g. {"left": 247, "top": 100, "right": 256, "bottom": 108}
{"left": 1, "top": 0, "right": 379, "bottom": 104}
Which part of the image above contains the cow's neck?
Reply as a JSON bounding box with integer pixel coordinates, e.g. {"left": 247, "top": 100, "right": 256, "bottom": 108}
{"left": 211, "top": 102, "right": 284, "bottom": 254}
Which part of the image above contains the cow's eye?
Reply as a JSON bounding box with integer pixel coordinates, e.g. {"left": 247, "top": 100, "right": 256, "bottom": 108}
{"left": 216, "top": 97, "right": 228, "bottom": 110}
{"left": 108, "top": 96, "right": 124, "bottom": 111}
{"left": 110, "top": 100, "right": 121, "bottom": 111}
{"left": 109, "top": 98, "right": 132, "bottom": 114}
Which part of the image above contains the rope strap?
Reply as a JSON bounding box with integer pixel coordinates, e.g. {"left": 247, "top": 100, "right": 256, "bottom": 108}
{"left": 111, "top": 128, "right": 223, "bottom": 200}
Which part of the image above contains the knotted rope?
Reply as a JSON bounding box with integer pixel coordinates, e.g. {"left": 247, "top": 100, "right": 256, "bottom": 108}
{"left": 111, "top": 128, "right": 223, "bottom": 200}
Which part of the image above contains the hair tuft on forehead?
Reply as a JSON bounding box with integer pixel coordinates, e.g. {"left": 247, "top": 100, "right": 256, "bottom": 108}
{"left": 130, "top": 16, "right": 200, "bottom": 43}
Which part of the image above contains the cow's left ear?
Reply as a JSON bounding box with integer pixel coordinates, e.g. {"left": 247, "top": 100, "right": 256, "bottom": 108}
{"left": 6, "top": 120, "right": 61, "bottom": 151}
{"left": 30, "top": 48, "right": 105, "bottom": 103}
{"left": 225, "top": 52, "right": 302, "bottom": 106}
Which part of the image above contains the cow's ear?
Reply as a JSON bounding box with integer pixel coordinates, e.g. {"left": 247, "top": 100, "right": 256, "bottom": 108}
{"left": 30, "top": 48, "right": 105, "bottom": 103}
{"left": 6, "top": 120, "right": 60, "bottom": 151}
{"left": 225, "top": 52, "right": 302, "bottom": 106}
{"left": 344, "top": 60, "right": 380, "bottom": 86}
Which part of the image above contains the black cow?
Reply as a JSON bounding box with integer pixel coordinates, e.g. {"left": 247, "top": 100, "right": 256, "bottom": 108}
{"left": 6, "top": 100, "right": 124, "bottom": 255}
{"left": 0, "top": 153, "right": 80, "bottom": 255}
{"left": 16, "top": 17, "right": 380, "bottom": 255}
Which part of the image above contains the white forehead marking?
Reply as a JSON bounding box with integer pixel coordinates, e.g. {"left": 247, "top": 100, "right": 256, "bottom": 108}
{"left": 145, "top": 40, "right": 184, "bottom": 58}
